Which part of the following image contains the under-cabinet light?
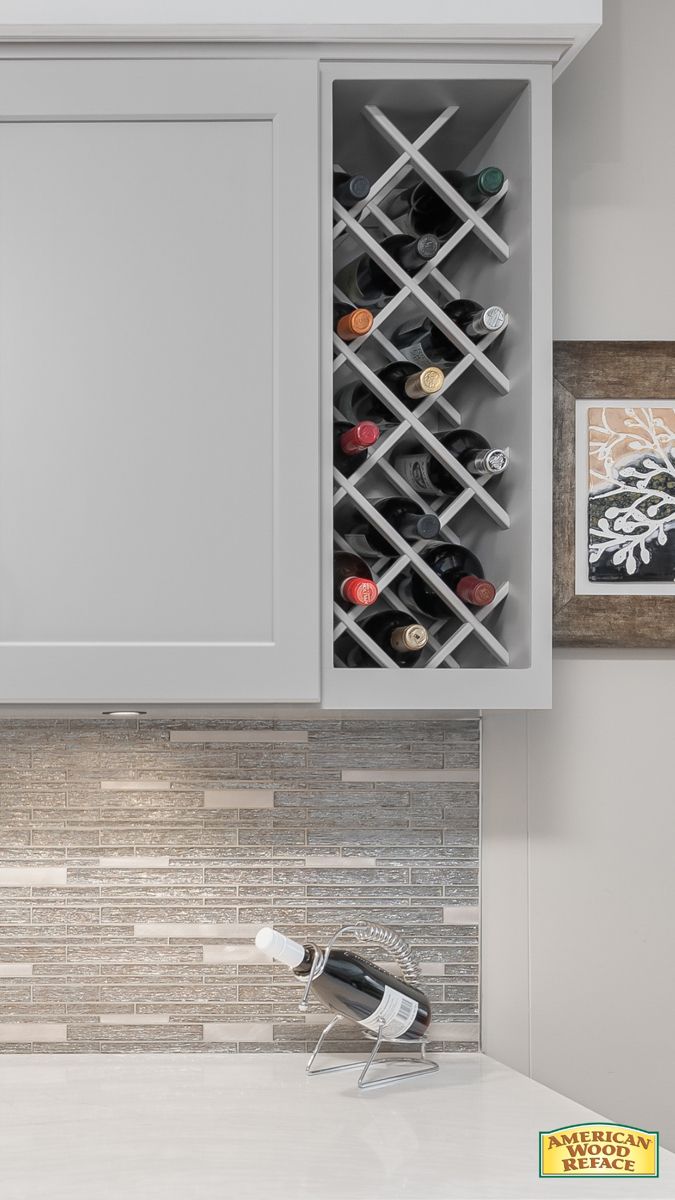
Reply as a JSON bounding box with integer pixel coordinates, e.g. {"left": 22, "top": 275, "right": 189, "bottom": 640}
{"left": 101, "top": 710, "right": 147, "bottom": 717}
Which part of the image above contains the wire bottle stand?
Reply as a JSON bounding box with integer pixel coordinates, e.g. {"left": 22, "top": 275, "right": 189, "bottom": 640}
{"left": 298, "top": 923, "right": 439, "bottom": 1090}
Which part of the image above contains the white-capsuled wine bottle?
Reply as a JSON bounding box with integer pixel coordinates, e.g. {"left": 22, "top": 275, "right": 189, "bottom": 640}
{"left": 255, "top": 927, "right": 432, "bottom": 1040}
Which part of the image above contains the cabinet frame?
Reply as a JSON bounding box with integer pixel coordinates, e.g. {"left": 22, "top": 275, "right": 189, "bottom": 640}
{"left": 321, "top": 62, "right": 552, "bottom": 710}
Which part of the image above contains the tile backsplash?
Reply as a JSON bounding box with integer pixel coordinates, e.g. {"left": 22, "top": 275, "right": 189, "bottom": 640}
{"left": 0, "top": 717, "right": 480, "bottom": 1053}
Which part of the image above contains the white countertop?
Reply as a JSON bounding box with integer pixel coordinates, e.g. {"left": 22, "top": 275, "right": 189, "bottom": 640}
{"left": 0, "top": 1053, "right": 672, "bottom": 1200}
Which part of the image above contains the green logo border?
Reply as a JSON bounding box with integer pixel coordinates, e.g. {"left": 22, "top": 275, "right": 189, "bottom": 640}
{"left": 539, "top": 1123, "right": 660, "bottom": 1179}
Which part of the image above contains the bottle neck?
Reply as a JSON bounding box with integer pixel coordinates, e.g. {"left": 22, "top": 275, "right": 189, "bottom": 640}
{"left": 469, "top": 448, "right": 508, "bottom": 476}
{"left": 396, "top": 235, "right": 439, "bottom": 271}
{"left": 403, "top": 366, "right": 444, "bottom": 399}
{"left": 456, "top": 574, "right": 496, "bottom": 607}
{"left": 390, "top": 624, "right": 428, "bottom": 653}
{"left": 338, "top": 421, "right": 380, "bottom": 456}
{"left": 292, "top": 946, "right": 315, "bottom": 976}
{"left": 468, "top": 305, "right": 506, "bottom": 337}
{"left": 340, "top": 576, "right": 379, "bottom": 606}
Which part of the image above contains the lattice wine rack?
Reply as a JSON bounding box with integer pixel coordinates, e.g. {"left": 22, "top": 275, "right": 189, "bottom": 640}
{"left": 332, "top": 101, "right": 511, "bottom": 672}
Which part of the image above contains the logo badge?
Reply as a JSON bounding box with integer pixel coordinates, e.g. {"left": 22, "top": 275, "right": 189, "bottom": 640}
{"left": 540, "top": 1124, "right": 659, "bottom": 1178}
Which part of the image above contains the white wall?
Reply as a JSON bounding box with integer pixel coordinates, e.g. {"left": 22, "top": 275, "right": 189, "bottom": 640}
{"left": 553, "top": 0, "right": 675, "bottom": 340}
{"left": 484, "top": 0, "right": 675, "bottom": 1151}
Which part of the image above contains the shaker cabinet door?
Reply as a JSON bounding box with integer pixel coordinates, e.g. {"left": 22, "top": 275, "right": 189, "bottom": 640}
{"left": 0, "top": 60, "right": 319, "bottom": 702}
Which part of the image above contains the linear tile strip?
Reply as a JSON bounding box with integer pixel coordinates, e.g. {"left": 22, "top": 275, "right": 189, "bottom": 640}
{"left": 203, "top": 1023, "right": 274, "bottom": 1043}
{"left": 100, "top": 780, "right": 172, "bottom": 792}
{"left": 341, "top": 768, "right": 480, "bottom": 782}
{"left": 170, "top": 730, "right": 308, "bottom": 744}
{"left": 134, "top": 923, "right": 263, "bottom": 940}
{"left": 0, "top": 867, "right": 67, "bottom": 886}
{"left": 204, "top": 790, "right": 275, "bottom": 809}
{"left": 98, "top": 857, "right": 171, "bottom": 868}
{"left": 0, "top": 1025, "right": 67, "bottom": 1043}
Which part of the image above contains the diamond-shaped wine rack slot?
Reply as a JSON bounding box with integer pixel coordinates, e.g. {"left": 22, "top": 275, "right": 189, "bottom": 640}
{"left": 332, "top": 101, "right": 512, "bottom": 670}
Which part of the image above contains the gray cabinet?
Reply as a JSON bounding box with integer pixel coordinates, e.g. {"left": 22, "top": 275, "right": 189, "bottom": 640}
{"left": 0, "top": 47, "right": 558, "bottom": 709}
{"left": 0, "top": 60, "right": 319, "bottom": 703}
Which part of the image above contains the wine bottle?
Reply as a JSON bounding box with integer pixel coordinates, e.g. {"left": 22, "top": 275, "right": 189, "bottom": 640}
{"left": 334, "top": 551, "right": 379, "bottom": 607}
{"left": 392, "top": 299, "right": 506, "bottom": 370}
{"left": 399, "top": 543, "right": 496, "bottom": 614}
{"left": 336, "top": 497, "right": 441, "bottom": 558}
{"left": 334, "top": 233, "right": 440, "bottom": 309}
{"left": 334, "top": 421, "right": 380, "bottom": 478}
{"left": 395, "top": 429, "right": 508, "bottom": 497}
{"left": 255, "top": 927, "right": 431, "bottom": 1041}
{"left": 336, "top": 361, "right": 444, "bottom": 426}
{"left": 390, "top": 166, "right": 504, "bottom": 239}
{"left": 333, "top": 170, "right": 370, "bottom": 209}
{"left": 337, "top": 610, "right": 429, "bottom": 669}
{"left": 334, "top": 302, "right": 374, "bottom": 342}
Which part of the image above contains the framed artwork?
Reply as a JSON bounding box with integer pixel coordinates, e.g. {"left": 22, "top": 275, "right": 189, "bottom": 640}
{"left": 553, "top": 342, "right": 675, "bottom": 646}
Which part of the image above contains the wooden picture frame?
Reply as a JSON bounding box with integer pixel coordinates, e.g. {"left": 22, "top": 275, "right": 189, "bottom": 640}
{"left": 553, "top": 341, "right": 675, "bottom": 647}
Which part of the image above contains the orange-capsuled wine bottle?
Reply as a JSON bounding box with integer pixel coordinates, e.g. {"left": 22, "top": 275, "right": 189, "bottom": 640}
{"left": 334, "top": 302, "right": 374, "bottom": 342}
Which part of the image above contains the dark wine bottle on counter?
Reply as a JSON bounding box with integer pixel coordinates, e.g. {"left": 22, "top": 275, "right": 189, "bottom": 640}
{"left": 337, "top": 609, "right": 429, "bottom": 668}
{"left": 336, "top": 497, "right": 441, "bottom": 558}
{"left": 395, "top": 429, "right": 508, "bottom": 497}
{"left": 399, "top": 543, "right": 496, "bottom": 614}
{"left": 255, "top": 927, "right": 431, "bottom": 1040}
{"left": 392, "top": 300, "right": 506, "bottom": 370}
{"left": 333, "top": 170, "right": 370, "bottom": 209}
{"left": 336, "top": 362, "right": 444, "bottom": 426}
{"left": 334, "top": 302, "right": 374, "bottom": 342}
{"left": 334, "top": 551, "right": 379, "bottom": 607}
{"left": 389, "top": 166, "right": 505, "bottom": 238}
{"left": 334, "top": 421, "right": 381, "bottom": 478}
{"left": 334, "top": 233, "right": 440, "bottom": 308}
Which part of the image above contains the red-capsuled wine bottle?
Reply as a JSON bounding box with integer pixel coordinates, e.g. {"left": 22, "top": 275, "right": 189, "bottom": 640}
{"left": 333, "top": 169, "right": 370, "bottom": 209}
{"left": 334, "top": 551, "right": 379, "bottom": 607}
{"left": 336, "top": 497, "right": 441, "bottom": 558}
{"left": 395, "top": 429, "right": 508, "bottom": 497}
{"left": 336, "top": 361, "right": 444, "bottom": 426}
{"left": 334, "top": 421, "right": 380, "bottom": 477}
{"left": 336, "top": 609, "right": 429, "bottom": 669}
{"left": 334, "top": 233, "right": 440, "bottom": 309}
{"left": 399, "top": 543, "right": 496, "bottom": 615}
{"left": 256, "top": 927, "right": 431, "bottom": 1041}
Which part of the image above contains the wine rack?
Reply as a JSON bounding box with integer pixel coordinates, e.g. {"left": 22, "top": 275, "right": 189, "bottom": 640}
{"left": 324, "top": 67, "right": 551, "bottom": 708}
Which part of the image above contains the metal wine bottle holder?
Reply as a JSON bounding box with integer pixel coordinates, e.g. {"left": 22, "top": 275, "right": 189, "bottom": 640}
{"left": 299, "top": 922, "right": 439, "bottom": 1090}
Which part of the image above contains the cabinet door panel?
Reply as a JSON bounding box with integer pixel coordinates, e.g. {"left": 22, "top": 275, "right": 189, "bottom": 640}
{"left": 0, "top": 61, "right": 319, "bottom": 702}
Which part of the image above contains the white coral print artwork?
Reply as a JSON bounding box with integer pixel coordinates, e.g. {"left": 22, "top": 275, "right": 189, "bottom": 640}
{"left": 588, "top": 406, "right": 675, "bottom": 581}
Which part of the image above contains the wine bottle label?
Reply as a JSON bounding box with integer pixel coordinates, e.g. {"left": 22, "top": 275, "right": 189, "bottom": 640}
{"left": 402, "top": 339, "right": 440, "bottom": 372}
{"left": 395, "top": 452, "right": 442, "bottom": 494}
{"left": 360, "top": 985, "right": 418, "bottom": 1039}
